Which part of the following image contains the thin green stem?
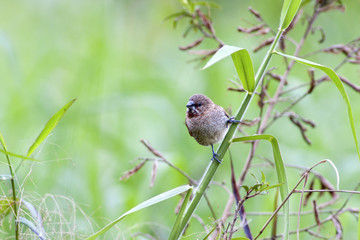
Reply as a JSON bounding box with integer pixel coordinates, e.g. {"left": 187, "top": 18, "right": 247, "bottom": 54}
{"left": 173, "top": 29, "right": 285, "bottom": 239}
{"left": 1, "top": 143, "right": 19, "bottom": 239}
{"left": 9, "top": 163, "right": 19, "bottom": 240}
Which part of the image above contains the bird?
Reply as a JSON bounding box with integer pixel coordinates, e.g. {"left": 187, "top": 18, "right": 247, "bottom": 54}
{"left": 185, "top": 94, "right": 242, "bottom": 163}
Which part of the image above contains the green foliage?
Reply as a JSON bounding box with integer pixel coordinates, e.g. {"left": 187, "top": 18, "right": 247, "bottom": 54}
{"left": 280, "top": 0, "right": 302, "bottom": 29}
{"left": 0, "top": 0, "right": 359, "bottom": 239}
{"left": 169, "top": 0, "right": 303, "bottom": 237}
{"left": 86, "top": 185, "right": 192, "bottom": 239}
{"left": 203, "top": 45, "right": 255, "bottom": 92}
{"left": 26, "top": 98, "right": 77, "bottom": 158}
{"left": 0, "top": 149, "right": 38, "bottom": 162}
{"left": 241, "top": 172, "right": 282, "bottom": 195}
{"left": 0, "top": 98, "right": 76, "bottom": 239}
{"left": 202, "top": 224, "right": 218, "bottom": 239}
{"left": 274, "top": 51, "right": 360, "bottom": 160}
{"left": 178, "top": 0, "right": 220, "bottom": 14}
{"left": 232, "top": 135, "right": 289, "bottom": 239}
{"left": 0, "top": 198, "right": 13, "bottom": 219}
{"left": 169, "top": 187, "right": 193, "bottom": 239}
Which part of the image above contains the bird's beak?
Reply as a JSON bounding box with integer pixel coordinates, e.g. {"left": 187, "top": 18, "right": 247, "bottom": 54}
{"left": 186, "top": 100, "right": 195, "bottom": 110}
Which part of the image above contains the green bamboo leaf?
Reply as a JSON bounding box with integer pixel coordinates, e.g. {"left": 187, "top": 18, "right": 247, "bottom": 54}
{"left": 26, "top": 98, "right": 76, "bottom": 158}
{"left": 261, "top": 171, "right": 266, "bottom": 183}
{"left": 231, "top": 134, "right": 289, "bottom": 240}
{"left": 0, "top": 149, "right": 38, "bottom": 162}
{"left": 169, "top": 187, "right": 193, "bottom": 239}
{"left": 180, "top": 0, "right": 195, "bottom": 13}
{"left": 252, "top": 183, "right": 263, "bottom": 192}
{"left": 240, "top": 185, "right": 250, "bottom": 193}
{"left": 274, "top": 51, "right": 360, "bottom": 161}
{"left": 203, "top": 45, "right": 255, "bottom": 92}
{"left": 279, "top": 0, "right": 302, "bottom": 30}
{"left": 250, "top": 173, "right": 259, "bottom": 183}
{"left": 86, "top": 185, "right": 192, "bottom": 240}
{"left": 267, "top": 183, "right": 283, "bottom": 190}
{"left": 163, "top": 11, "right": 187, "bottom": 22}
{"left": 0, "top": 130, "right": 8, "bottom": 152}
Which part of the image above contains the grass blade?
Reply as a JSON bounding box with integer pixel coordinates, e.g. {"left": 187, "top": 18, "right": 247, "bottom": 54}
{"left": 274, "top": 51, "right": 360, "bottom": 161}
{"left": 203, "top": 45, "right": 255, "bottom": 92}
{"left": 232, "top": 135, "right": 289, "bottom": 240}
{"left": 22, "top": 200, "right": 46, "bottom": 239}
{"left": 202, "top": 224, "right": 218, "bottom": 239}
{"left": 169, "top": 187, "right": 193, "bottom": 239}
{"left": 86, "top": 185, "right": 192, "bottom": 240}
{"left": 0, "top": 148, "right": 38, "bottom": 162}
{"left": 279, "top": 0, "right": 302, "bottom": 29}
{"left": 26, "top": 98, "right": 76, "bottom": 158}
{"left": 17, "top": 217, "right": 46, "bottom": 240}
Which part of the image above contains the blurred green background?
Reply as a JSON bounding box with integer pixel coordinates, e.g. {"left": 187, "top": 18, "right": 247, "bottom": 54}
{"left": 0, "top": 0, "right": 360, "bottom": 239}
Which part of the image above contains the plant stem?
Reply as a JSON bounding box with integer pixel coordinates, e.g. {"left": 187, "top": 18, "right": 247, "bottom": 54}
{"left": 253, "top": 160, "right": 326, "bottom": 240}
{"left": 2, "top": 144, "right": 19, "bottom": 239}
{"left": 173, "top": 29, "right": 285, "bottom": 239}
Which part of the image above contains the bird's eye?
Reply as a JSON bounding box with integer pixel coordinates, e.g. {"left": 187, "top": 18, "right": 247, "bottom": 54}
{"left": 196, "top": 103, "right": 202, "bottom": 107}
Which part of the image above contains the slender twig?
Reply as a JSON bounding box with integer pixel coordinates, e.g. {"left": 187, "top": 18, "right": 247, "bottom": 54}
{"left": 292, "top": 190, "right": 360, "bottom": 194}
{"left": 193, "top": 214, "right": 209, "bottom": 233}
{"left": 257, "top": 7, "right": 319, "bottom": 135}
{"left": 297, "top": 173, "right": 309, "bottom": 240}
{"left": 139, "top": 140, "right": 220, "bottom": 222}
{"left": 290, "top": 207, "right": 352, "bottom": 237}
{"left": 253, "top": 160, "right": 327, "bottom": 240}
{"left": 245, "top": 207, "right": 359, "bottom": 216}
{"left": 227, "top": 190, "right": 259, "bottom": 240}
{"left": 138, "top": 156, "right": 195, "bottom": 184}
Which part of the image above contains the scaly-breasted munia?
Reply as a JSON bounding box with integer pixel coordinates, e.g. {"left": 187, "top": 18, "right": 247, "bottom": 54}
{"left": 185, "top": 94, "right": 241, "bottom": 163}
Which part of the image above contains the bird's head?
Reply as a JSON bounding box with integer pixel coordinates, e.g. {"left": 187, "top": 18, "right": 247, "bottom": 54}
{"left": 186, "top": 94, "right": 214, "bottom": 117}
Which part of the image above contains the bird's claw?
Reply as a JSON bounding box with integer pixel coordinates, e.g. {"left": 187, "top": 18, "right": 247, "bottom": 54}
{"left": 227, "top": 117, "right": 243, "bottom": 128}
{"left": 211, "top": 144, "right": 222, "bottom": 164}
{"left": 211, "top": 153, "right": 222, "bottom": 164}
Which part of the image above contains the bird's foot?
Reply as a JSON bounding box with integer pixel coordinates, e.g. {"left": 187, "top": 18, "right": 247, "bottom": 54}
{"left": 211, "top": 153, "right": 222, "bottom": 164}
{"left": 211, "top": 144, "right": 222, "bottom": 164}
{"left": 227, "top": 117, "right": 243, "bottom": 128}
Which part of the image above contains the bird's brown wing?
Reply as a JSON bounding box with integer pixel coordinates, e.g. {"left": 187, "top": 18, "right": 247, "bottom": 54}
{"left": 185, "top": 119, "right": 193, "bottom": 137}
{"left": 223, "top": 108, "right": 230, "bottom": 119}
